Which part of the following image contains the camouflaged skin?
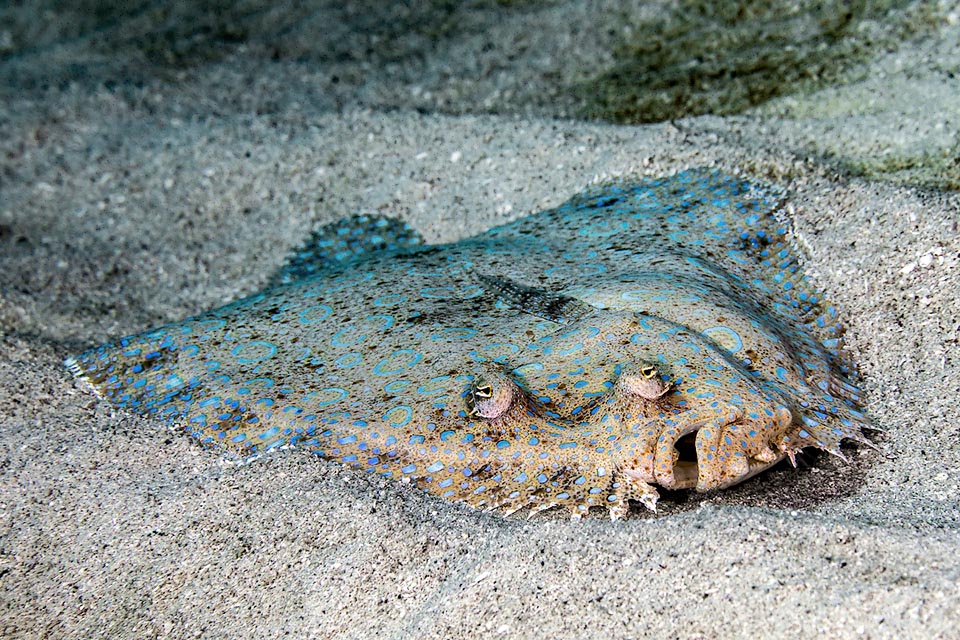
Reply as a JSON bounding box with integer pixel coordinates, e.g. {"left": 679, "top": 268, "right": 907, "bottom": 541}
{"left": 66, "top": 168, "right": 870, "bottom": 519}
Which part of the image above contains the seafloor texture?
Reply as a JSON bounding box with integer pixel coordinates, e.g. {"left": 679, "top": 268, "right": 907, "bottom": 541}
{"left": 65, "top": 169, "right": 870, "bottom": 519}
{"left": 2, "top": 1, "right": 959, "bottom": 639}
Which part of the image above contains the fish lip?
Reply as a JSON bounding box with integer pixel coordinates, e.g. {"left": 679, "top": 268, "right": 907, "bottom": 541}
{"left": 654, "top": 422, "right": 702, "bottom": 489}
{"left": 711, "top": 455, "right": 786, "bottom": 491}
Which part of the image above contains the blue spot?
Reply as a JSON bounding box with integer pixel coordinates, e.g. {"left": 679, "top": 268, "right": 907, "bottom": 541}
{"left": 258, "top": 426, "right": 279, "bottom": 440}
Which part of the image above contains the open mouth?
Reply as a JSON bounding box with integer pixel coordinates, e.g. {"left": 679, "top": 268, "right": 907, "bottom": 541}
{"left": 671, "top": 431, "right": 700, "bottom": 488}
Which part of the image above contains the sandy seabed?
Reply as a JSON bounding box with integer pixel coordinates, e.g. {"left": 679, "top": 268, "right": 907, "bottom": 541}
{"left": 1, "top": 2, "right": 959, "bottom": 638}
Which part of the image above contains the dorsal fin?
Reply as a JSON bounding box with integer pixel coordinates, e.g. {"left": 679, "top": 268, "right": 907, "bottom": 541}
{"left": 477, "top": 274, "right": 594, "bottom": 324}
{"left": 271, "top": 214, "right": 425, "bottom": 285}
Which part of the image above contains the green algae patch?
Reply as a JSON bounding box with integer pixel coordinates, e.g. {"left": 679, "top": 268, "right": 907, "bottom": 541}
{"left": 834, "top": 146, "right": 960, "bottom": 191}
{"left": 577, "top": 0, "right": 937, "bottom": 124}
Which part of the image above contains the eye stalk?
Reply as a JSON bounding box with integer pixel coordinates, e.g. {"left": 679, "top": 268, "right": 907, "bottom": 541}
{"left": 616, "top": 361, "right": 671, "bottom": 400}
{"left": 466, "top": 370, "right": 520, "bottom": 420}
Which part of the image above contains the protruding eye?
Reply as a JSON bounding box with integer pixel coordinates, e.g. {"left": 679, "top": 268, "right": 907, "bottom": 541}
{"left": 466, "top": 371, "right": 519, "bottom": 420}
{"left": 616, "top": 361, "right": 670, "bottom": 400}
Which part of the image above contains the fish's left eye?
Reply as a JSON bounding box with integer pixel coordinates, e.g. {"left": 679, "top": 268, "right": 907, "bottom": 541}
{"left": 467, "top": 372, "right": 519, "bottom": 420}
{"left": 616, "top": 361, "right": 671, "bottom": 400}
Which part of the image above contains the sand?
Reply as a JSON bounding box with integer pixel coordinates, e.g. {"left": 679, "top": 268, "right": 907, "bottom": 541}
{"left": 1, "top": 2, "right": 959, "bottom": 638}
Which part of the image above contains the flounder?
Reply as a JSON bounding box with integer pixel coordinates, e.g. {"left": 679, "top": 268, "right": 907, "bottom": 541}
{"left": 66, "top": 168, "right": 871, "bottom": 519}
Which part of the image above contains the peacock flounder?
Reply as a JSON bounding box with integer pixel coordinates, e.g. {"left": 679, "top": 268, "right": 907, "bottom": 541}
{"left": 66, "top": 168, "right": 871, "bottom": 519}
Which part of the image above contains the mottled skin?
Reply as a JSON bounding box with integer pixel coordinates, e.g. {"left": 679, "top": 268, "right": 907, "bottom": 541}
{"left": 66, "top": 169, "right": 870, "bottom": 519}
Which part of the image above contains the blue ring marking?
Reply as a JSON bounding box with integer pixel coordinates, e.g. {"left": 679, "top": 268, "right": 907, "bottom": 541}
{"left": 198, "top": 318, "right": 226, "bottom": 331}
{"left": 373, "top": 294, "right": 407, "bottom": 307}
{"left": 621, "top": 289, "right": 653, "bottom": 302}
{"left": 552, "top": 342, "right": 585, "bottom": 356}
{"left": 366, "top": 314, "right": 395, "bottom": 330}
{"left": 384, "top": 380, "right": 410, "bottom": 394}
{"left": 702, "top": 326, "right": 744, "bottom": 354}
{"left": 430, "top": 327, "right": 477, "bottom": 341}
{"left": 331, "top": 326, "right": 367, "bottom": 347}
{"left": 401, "top": 464, "right": 417, "bottom": 474}
{"left": 417, "top": 376, "right": 450, "bottom": 395}
{"left": 512, "top": 363, "right": 543, "bottom": 378}
{"left": 335, "top": 352, "right": 363, "bottom": 368}
{"left": 407, "top": 266, "right": 447, "bottom": 277}
{"left": 480, "top": 343, "right": 519, "bottom": 358}
{"left": 384, "top": 405, "right": 413, "bottom": 428}
{"left": 315, "top": 388, "right": 348, "bottom": 407}
{"left": 373, "top": 349, "right": 423, "bottom": 376}
{"left": 775, "top": 367, "right": 790, "bottom": 382}
{"left": 298, "top": 304, "right": 333, "bottom": 325}
{"left": 426, "top": 461, "right": 444, "bottom": 473}
{"left": 459, "top": 284, "right": 485, "bottom": 299}
{"left": 181, "top": 345, "right": 200, "bottom": 357}
{"left": 243, "top": 377, "right": 274, "bottom": 390}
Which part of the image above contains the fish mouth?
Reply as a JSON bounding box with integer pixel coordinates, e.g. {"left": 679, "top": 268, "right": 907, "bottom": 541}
{"left": 671, "top": 432, "right": 700, "bottom": 488}
{"left": 656, "top": 425, "right": 786, "bottom": 491}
